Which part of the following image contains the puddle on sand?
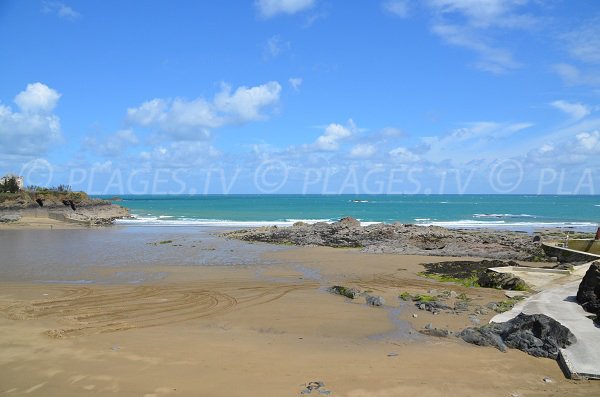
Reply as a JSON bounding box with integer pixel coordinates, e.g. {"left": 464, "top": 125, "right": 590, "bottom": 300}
{"left": 0, "top": 226, "right": 287, "bottom": 283}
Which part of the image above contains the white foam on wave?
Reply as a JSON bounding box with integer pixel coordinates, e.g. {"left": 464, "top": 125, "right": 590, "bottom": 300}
{"left": 473, "top": 213, "right": 537, "bottom": 219}
{"left": 416, "top": 219, "right": 597, "bottom": 230}
{"left": 116, "top": 216, "right": 380, "bottom": 228}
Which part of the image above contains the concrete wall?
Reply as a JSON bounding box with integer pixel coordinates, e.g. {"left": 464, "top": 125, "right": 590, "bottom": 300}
{"left": 542, "top": 243, "right": 600, "bottom": 263}
{"left": 567, "top": 239, "right": 600, "bottom": 255}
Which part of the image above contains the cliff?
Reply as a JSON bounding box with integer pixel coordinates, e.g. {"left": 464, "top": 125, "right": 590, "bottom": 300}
{"left": 0, "top": 191, "right": 129, "bottom": 225}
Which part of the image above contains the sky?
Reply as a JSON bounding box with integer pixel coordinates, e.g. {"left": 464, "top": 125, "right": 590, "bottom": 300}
{"left": 1, "top": 0, "right": 600, "bottom": 194}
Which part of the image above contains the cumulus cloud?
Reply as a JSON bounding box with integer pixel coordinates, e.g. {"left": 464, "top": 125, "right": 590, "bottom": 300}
{"left": 256, "top": 0, "right": 315, "bottom": 18}
{"left": 550, "top": 100, "right": 591, "bottom": 121}
{"left": 313, "top": 119, "right": 357, "bottom": 151}
{"left": 350, "top": 144, "right": 376, "bottom": 158}
{"left": 527, "top": 130, "right": 600, "bottom": 165}
{"left": 84, "top": 129, "right": 139, "bottom": 157}
{"left": 14, "top": 82, "right": 61, "bottom": 114}
{"left": 383, "top": 0, "right": 410, "bottom": 18}
{"left": 0, "top": 83, "right": 62, "bottom": 157}
{"left": 127, "top": 81, "right": 281, "bottom": 140}
{"left": 42, "top": 1, "right": 81, "bottom": 20}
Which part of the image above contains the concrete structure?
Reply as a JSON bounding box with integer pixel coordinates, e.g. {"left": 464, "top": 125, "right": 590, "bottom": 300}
{"left": 568, "top": 239, "right": 600, "bottom": 255}
{"left": 542, "top": 242, "right": 600, "bottom": 263}
{"left": 0, "top": 174, "right": 24, "bottom": 190}
{"left": 492, "top": 262, "right": 600, "bottom": 380}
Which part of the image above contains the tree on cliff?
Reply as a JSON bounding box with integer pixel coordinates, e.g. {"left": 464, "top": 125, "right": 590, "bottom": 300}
{"left": 0, "top": 176, "right": 20, "bottom": 193}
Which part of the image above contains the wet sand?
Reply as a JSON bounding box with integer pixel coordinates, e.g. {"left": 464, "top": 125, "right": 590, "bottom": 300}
{"left": 1, "top": 239, "right": 599, "bottom": 395}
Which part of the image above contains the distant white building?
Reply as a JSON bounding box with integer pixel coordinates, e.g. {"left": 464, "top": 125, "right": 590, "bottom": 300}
{"left": 0, "top": 174, "right": 24, "bottom": 190}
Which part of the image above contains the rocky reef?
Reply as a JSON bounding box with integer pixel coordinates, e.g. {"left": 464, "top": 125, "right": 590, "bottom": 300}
{"left": 459, "top": 313, "right": 576, "bottom": 359}
{"left": 0, "top": 191, "right": 129, "bottom": 225}
{"left": 577, "top": 262, "right": 600, "bottom": 322}
{"left": 224, "top": 217, "right": 546, "bottom": 260}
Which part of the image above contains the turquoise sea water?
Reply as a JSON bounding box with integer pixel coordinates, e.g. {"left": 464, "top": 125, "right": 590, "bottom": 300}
{"left": 97, "top": 195, "right": 600, "bottom": 231}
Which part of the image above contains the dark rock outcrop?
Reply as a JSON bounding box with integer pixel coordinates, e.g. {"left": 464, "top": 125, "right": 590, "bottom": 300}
{"left": 477, "top": 269, "right": 528, "bottom": 291}
{"left": 365, "top": 294, "right": 385, "bottom": 306}
{"left": 327, "top": 285, "right": 361, "bottom": 299}
{"left": 576, "top": 262, "right": 600, "bottom": 321}
{"left": 459, "top": 313, "right": 576, "bottom": 359}
{"left": 224, "top": 221, "right": 546, "bottom": 260}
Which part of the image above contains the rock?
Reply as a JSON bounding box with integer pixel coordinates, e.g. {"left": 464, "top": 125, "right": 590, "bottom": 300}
{"left": 458, "top": 313, "right": 576, "bottom": 359}
{"left": 412, "top": 313, "right": 418, "bottom": 318}
{"left": 0, "top": 214, "right": 21, "bottom": 223}
{"left": 327, "top": 285, "right": 361, "bottom": 299}
{"left": 576, "top": 262, "right": 600, "bottom": 321}
{"left": 469, "top": 315, "right": 481, "bottom": 325}
{"left": 223, "top": 222, "right": 546, "bottom": 260}
{"left": 415, "top": 301, "right": 451, "bottom": 314}
{"left": 420, "top": 327, "right": 449, "bottom": 337}
{"left": 337, "top": 217, "right": 361, "bottom": 228}
{"left": 543, "top": 377, "right": 553, "bottom": 384}
{"left": 365, "top": 294, "right": 385, "bottom": 306}
{"left": 477, "top": 269, "right": 528, "bottom": 291}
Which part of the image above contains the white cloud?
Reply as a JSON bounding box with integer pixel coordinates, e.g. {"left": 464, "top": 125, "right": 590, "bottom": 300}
{"left": 127, "top": 81, "right": 281, "bottom": 140}
{"left": 424, "top": 1, "right": 538, "bottom": 73}
{"left": 389, "top": 146, "right": 420, "bottom": 162}
{"left": 527, "top": 130, "right": 600, "bottom": 166}
{"left": 263, "top": 35, "right": 290, "bottom": 59}
{"left": 427, "top": 0, "right": 537, "bottom": 29}
{"left": 0, "top": 83, "right": 62, "bottom": 157}
{"left": 14, "top": 82, "right": 61, "bottom": 114}
{"left": 563, "top": 19, "right": 600, "bottom": 64}
{"left": 42, "top": 1, "right": 81, "bottom": 20}
{"left": 256, "top": 0, "right": 315, "bottom": 18}
{"left": 313, "top": 119, "right": 357, "bottom": 151}
{"left": 423, "top": 121, "right": 531, "bottom": 162}
{"left": 431, "top": 23, "right": 519, "bottom": 73}
{"left": 383, "top": 0, "right": 410, "bottom": 18}
{"left": 139, "top": 142, "right": 221, "bottom": 168}
{"left": 350, "top": 144, "right": 376, "bottom": 158}
{"left": 550, "top": 100, "right": 591, "bottom": 121}
{"left": 552, "top": 63, "right": 600, "bottom": 87}
{"left": 575, "top": 130, "right": 600, "bottom": 153}
{"left": 84, "top": 129, "right": 139, "bottom": 157}
{"left": 289, "top": 77, "right": 303, "bottom": 91}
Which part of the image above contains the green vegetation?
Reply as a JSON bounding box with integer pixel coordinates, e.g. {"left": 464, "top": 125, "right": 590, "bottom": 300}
{"left": 328, "top": 286, "right": 360, "bottom": 299}
{"left": 418, "top": 271, "right": 480, "bottom": 288}
{"left": 399, "top": 292, "right": 412, "bottom": 301}
{"left": 0, "top": 176, "right": 20, "bottom": 193}
{"left": 398, "top": 292, "right": 437, "bottom": 303}
{"left": 159, "top": 240, "right": 173, "bottom": 244}
{"left": 490, "top": 297, "right": 525, "bottom": 313}
{"left": 413, "top": 294, "right": 437, "bottom": 303}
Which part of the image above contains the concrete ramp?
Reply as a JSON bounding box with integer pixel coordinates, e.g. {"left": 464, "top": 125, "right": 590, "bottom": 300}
{"left": 492, "top": 263, "right": 600, "bottom": 380}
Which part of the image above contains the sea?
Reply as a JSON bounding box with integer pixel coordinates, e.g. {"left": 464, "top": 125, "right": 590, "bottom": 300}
{"left": 99, "top": 194, "right": 600, "bottom": 232}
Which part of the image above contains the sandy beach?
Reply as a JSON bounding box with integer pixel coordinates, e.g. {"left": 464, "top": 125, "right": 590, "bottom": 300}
{"left": 1, "top": 230, "right": 599, "bottom": 397}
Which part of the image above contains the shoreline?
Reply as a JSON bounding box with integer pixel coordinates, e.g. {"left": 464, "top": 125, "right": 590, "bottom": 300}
{"left": 1, "top": 246, "right": 599, "bottom": 395}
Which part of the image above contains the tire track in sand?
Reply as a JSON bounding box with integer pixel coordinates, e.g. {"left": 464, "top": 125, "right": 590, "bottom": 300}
{"left": 0, "top": 282, "right": 315, "bottom": 337}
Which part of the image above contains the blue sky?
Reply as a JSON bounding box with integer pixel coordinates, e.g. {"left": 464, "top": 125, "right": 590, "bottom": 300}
{"left": 1, "top": 0, "right": 600, "bottom": 194}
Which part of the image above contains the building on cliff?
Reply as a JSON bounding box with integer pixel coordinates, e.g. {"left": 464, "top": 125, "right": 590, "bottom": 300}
{"left": 0, "top": 174, "right": 24, "bottom": 190}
